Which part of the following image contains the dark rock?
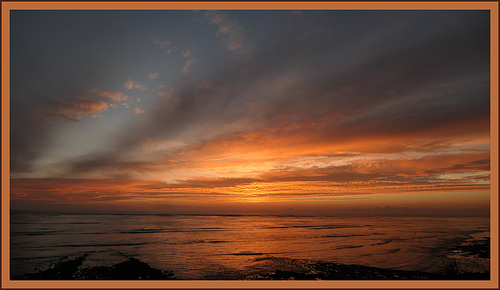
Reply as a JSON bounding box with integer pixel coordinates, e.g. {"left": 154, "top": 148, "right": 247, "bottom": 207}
{"left": 242, "top": 258, "right": 490, "bottom": 280}
{"left": 13, "top": 254, "right": 87, "bottom": 280}
{"left": 12, "top": 255, "right": 175, "bottom": 280}
{"left": 450, "top": 237, "right": 490, "bottom": 259}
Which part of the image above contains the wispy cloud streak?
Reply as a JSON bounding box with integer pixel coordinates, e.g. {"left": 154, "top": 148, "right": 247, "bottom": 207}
{"left": 204, "top": 11, "right": 254, "bottom": 61}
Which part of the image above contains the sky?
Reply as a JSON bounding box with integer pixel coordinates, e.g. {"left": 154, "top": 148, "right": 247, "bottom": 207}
{"left": 9, "top": 9, "right": 491, "bottom": 214}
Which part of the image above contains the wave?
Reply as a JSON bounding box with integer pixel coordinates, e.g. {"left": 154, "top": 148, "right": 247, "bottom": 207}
{"left": 121, "top": 227, "right": 225, "bottom": 234}
{"left": 12, "top": 231, "right": 117, "bottom": 236}
{"left": 323, "top": 234, "right": 367, "bottom": 238}
{"left": 66, "top": 222, "right": 102, "bottom": 224}
{"left": 56, "top": 242, "right": 150, "bottom": 248}
{"left": 168, "top": 240, "right": 229, "bottom": 245}
{"left": 120, "top": 228, "right": 167, "bottom": 234}
{"left": 371, "top": 239, "right": 394, "bottom": 246}
{"left": 387, "top": 248, "right": 401, "bottom": 254}
{"left": 196, "top": 227, "right": 225, "bottom": 231}
{"left": 336, "top": 245, "right": 364, "bottom": 250}
{"left": 293, "top": 224, "right": 362, "bottom": 230}
{"left": 11, "top": 230, "right": 65, "bottom": 236}
{"left": 230, "top": 251, "right": 268, "bottom": 256}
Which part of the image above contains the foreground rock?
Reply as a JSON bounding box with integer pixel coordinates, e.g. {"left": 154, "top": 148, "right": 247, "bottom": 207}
{"left": 242, "top": 258, "right": 489, "bottom": 280}
{"left": 13, "top": 255, "right": 175, "bottom": 280}
{"left": 13, "top": 253, "right": 488, "bottom": 280}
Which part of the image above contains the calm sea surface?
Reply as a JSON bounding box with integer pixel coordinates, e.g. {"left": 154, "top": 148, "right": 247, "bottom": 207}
{"left": 10, "top": 212, "right": 490, "bottom": 279}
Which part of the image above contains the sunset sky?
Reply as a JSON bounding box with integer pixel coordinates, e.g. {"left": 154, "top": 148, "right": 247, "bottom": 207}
{"left": 9, "top": 9, "right": 492, "bottom": 213}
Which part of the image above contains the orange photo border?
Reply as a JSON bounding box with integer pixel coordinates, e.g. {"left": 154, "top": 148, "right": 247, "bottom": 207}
{"left": 1, "top": 1, "right": 498, "bottom": 289}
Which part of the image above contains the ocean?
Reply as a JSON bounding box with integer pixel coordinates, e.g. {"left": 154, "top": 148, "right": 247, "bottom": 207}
{"left": 10, "top": 211, "right": 490, "bottom": 280}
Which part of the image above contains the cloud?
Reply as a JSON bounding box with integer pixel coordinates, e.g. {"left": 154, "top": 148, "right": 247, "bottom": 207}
{"left": 10, "top": 178, "right": 154, "bottom": 202}
{"left": 181, "top": 59, "right": 196, "bottom": 74}
{"left": 55, "top": 149, "right": 168, "bottom": 179}
{"left": 152, "top": 152, "right": 490, "bottom": 198}
{"left": 148, "top": 73, "right": 159, "bottom": 79}
{"left": 152, "top": 36, "right": 175, "bottom": 54}
{"left": 197, "top": 80, "right": 213, "bottom": 89}
{"left": 156, "top": 85, "right": 175, "bottom": 103}
{"left": 204, "top": 11, "right": 254, "bottom": 61}
{"left": 124, "top": 79, "right": 146, "bottom": 91}
{"left": 180, "top": 48, "right": 197, "bottom": 74}
{"left": 42, "top": 97, "right": 110, "bottom": 122}
{"left": 10, "top": 178, "right": 246, "bottom": 205}
{"left": 134, "top": 108, "right": 145, "bottom": 115}
{"left": 12, "top": 11, "right": 490, "bottom": 193}
{"left": 91, "top": 88, "right": 125, "bottom": 102}
{"left": 10, "top": 95, "right": 114, "bottom": 174}
{"left": 9, "top": 82, "right": 119, "bottom": 173}
{"left": 12, "top": 168, "right": 485, "bottom": 204}
{"left": 12, "top": 147, "right": 490, "bottom": 204}
{"left": 63, "top": 37, "right": 490, "bottom": 179}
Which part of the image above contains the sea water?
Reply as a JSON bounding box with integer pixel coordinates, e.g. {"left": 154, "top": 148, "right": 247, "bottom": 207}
{"left": 10, "top": 211, "right": 490, "bottom": 279}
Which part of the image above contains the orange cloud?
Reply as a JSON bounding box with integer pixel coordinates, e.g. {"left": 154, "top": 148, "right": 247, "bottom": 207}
{"left": 91, "top": 88, "right": 125, "bottom": 102}
{"left": 124, "top": 79, "right": 146, "bottom": 91}
{"left": 152, "top": 36, "right": 175, "bottom": 54}
{"left": 11, "top": 169, "right": 489, "bottom": 207}
{"left": 165, "top": 109, "right": 489, "bottom": 167}
{"left": 156, "top": 85, "right": 175, "bottom": 103}
{"left": 204, "top": 11, "right": 254, "bottom": 61}
{"left": 43, "top": 97, "right": 109, "bottom": 122}
{"left": 197, "top": 80, "right": 213, "bottom": 89}
{"left": 10, "top": 178, "right": 236, "bottom": 204}
{"left": 181, "top": 59, "right": 195, "bottom": 74}
{"left": 148, "top": 73, "right": 159, "bottom": 79}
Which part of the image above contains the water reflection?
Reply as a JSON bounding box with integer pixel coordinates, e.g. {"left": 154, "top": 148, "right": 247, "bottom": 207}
{"left": 11, "top": 212, "right": 490, "bottom": 279}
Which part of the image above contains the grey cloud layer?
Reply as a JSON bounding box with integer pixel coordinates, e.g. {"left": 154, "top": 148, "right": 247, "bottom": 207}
{"left": 10, "top": 10, "right": 490, "bottom": 177}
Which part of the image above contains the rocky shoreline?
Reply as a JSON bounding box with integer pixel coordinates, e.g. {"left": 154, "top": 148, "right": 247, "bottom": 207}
{"left": 12, "top": 254, "right": 489, "bottom": 280}
{"left": 241, "top": 257, "right": 489, "bottom": 280}
{"left": 13, "top": 254, "right": 175, "bottom": 280}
